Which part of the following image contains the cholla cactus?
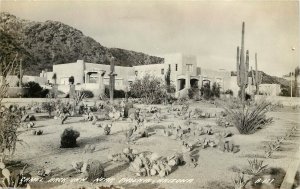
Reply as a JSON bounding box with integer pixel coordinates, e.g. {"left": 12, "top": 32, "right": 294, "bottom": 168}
{"left": 236, "top": 22, "right": 250, "bottom": 102}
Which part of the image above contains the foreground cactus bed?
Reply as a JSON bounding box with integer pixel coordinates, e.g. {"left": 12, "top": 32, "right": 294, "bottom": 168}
{"left": 0, "top": 97, "right": 297, "bottom": 189}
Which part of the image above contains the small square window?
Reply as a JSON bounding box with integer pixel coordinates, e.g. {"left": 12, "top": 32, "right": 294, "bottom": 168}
{"left": 175, "top": 64, "right": 178, "bottom": 71}
{"left": 161, "top": 69, "right": 164, "bottom": 75}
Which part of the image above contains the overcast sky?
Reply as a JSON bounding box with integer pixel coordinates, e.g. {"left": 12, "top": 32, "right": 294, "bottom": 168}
{"left": 1, "top": 0, "right": 299, "bottom": 77}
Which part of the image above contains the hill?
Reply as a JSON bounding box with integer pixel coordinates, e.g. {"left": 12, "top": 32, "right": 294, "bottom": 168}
{"left": 0, "top": 12, "right": 163, "bottom": 75}
{"left": 231, "top": 71, "right": 289, "bottom": 89}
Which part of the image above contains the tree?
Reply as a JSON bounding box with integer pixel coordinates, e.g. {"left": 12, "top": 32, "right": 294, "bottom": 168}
{"left": 24, "top": 81, "right": 49, "bottom": 98}
{"left": 69, "top": 76, "right": 74, "bottom": 85}
{"left": 165, "top": 67, "right": 171, "bottom": 92}
{"left": 130, "top": 74, "right": 167, "bottom": 104}
{"left": 212, "top": 82, "right": 221, "bottom": 98}
{"left": 200, "top": 83, "right": 212, "bottom": 100}
{"left": 52, "top": 73, "right": 57, "bottom": 84}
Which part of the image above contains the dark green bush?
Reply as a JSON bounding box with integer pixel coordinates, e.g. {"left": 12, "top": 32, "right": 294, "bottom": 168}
{"left": 188, "top": 87, "right": 200, "bottom": 99}
{"left": 23, "top": 81, "right": 49, "bottom": 98}
{"left": 200, "top": 83, "right": 212, "bottom": 100}
{"left": 104, "top": 86, "right": 126, "bottom": 98}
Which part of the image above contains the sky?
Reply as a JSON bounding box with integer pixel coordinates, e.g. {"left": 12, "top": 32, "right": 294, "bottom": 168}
{"left": 1, "top": 0, "right": 299, "bottom": 77}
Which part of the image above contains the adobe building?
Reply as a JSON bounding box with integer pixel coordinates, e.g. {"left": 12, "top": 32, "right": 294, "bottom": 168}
{"left": 40, "top": 53, "right": 246, "bottom": 97}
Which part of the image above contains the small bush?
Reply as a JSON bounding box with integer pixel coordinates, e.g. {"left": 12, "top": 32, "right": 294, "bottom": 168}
{"left": 212, "top": 83, "right": 220, "bottom": 98}
{"left": 60, "top": 128, "right": 80, "bottom": 148}
{"left": 105, "top": 86, "right": 126, "bottom": 98}
{"left": 188, "top": 88, "right": 200, "bottom": 99}
{"left": 42, "top": 101, "right": 56, "bottom": 117}
{"left": 129, "top": 74, "right": 167, "bottom": 104}
{"left": 200, "top": 83, "right": 212, "bottom": 100}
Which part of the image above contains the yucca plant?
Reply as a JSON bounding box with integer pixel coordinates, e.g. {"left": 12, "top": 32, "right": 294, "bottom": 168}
{"left": 222, "top": 100, "right": 272, "bottom": 134}
{"left": 73, "top": 90, "right": 87, "bottom": 107}
{"left": 247, "top": 159, "right": 268, "bottom": 175}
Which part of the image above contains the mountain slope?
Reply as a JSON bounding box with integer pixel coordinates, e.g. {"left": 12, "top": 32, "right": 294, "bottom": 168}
{"left": 0, "top": 12, "right": 163, "bottom": 75}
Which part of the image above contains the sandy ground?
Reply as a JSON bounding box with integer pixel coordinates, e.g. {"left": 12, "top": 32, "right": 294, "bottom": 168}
{"left": 4, "top": 100, "right": 300, "bottom": 189}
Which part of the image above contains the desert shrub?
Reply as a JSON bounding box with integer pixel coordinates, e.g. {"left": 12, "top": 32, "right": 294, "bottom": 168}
{"left": 200, "top": 83, "right": 212, "bottom": 100}
{"left": 23, "top": 81, "right": 49, "bottom": 98}
{"left": 129, "top": 74, "right": 167, "bottom": 104}
{"left": 188, "top": 87, "right": 200, "bottom": 99}
{"left": 104, "top": 86, "right": 126, "bottom": 98}
{"left": 212, "top": 82, "right": 221, "bottom": 98}
{"left": 60, "top": 128, "right": 80, "bottom": 148}
{"left": 200, "top": 82, "right": 221, "bottom": 100}
{"left": 41, "top": 101, "right": 56, "bottom": 117}
{"left": 222, "top": 100, "right": 272, "bottom": 134}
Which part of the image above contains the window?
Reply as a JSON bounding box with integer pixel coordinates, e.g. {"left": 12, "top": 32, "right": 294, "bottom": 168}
{"left": 186, "top": 64, "right": 193, "bottom": 73}
{"left": 175, "top": 64, "right": 178, "bottom": 71}
{"left": 168, "top": 64, "right": 171, "bottom": 70}
{"left": 161, "top": 69, "right": 164, "bottom": 75}
{"left": 135, "top": 71, "right": 138, "bottom": 76}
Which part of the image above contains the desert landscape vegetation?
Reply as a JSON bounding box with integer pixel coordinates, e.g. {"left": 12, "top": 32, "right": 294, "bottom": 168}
{"left": 0, "top": 2, "right": 299, "bottom": 189}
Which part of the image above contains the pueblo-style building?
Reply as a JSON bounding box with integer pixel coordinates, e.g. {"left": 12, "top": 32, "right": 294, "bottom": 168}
{"left": 40, "top": 53, "right": 281, "bottom": 97}
{"left": 41, "top": 53, "right": 234, "bottom": 97}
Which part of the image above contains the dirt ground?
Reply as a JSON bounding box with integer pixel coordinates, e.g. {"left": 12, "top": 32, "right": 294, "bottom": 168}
{"left": 5, "top": 100, "right": 300, "bottom": 189}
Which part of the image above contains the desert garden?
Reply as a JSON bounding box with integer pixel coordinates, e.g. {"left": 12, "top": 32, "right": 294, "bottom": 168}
{"left": 0, "top": 77, "right": 300, "bottom": 189}
{"left": 0, "top": 21, "right": 299, "bottom": 189}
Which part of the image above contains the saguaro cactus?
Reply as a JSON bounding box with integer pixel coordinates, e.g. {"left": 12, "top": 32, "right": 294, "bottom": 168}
{"left": 251, "top": 53, "right": 262, "bottom": 95}
{"left": 109, "top": 57, "right": 117, "bottom": 103}
{"left": 236, "top": 22, "right": 249, "bottom": 102}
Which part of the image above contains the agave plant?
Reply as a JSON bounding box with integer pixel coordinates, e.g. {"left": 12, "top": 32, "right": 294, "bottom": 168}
{"left": 233, "top": 172, "right": 249, "bottom": 189}
{"left": 247, "top": 159, "right": 268, "bottom": 175}
{"left": 222, "top": 100, "right": 272, "bottom": 134}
